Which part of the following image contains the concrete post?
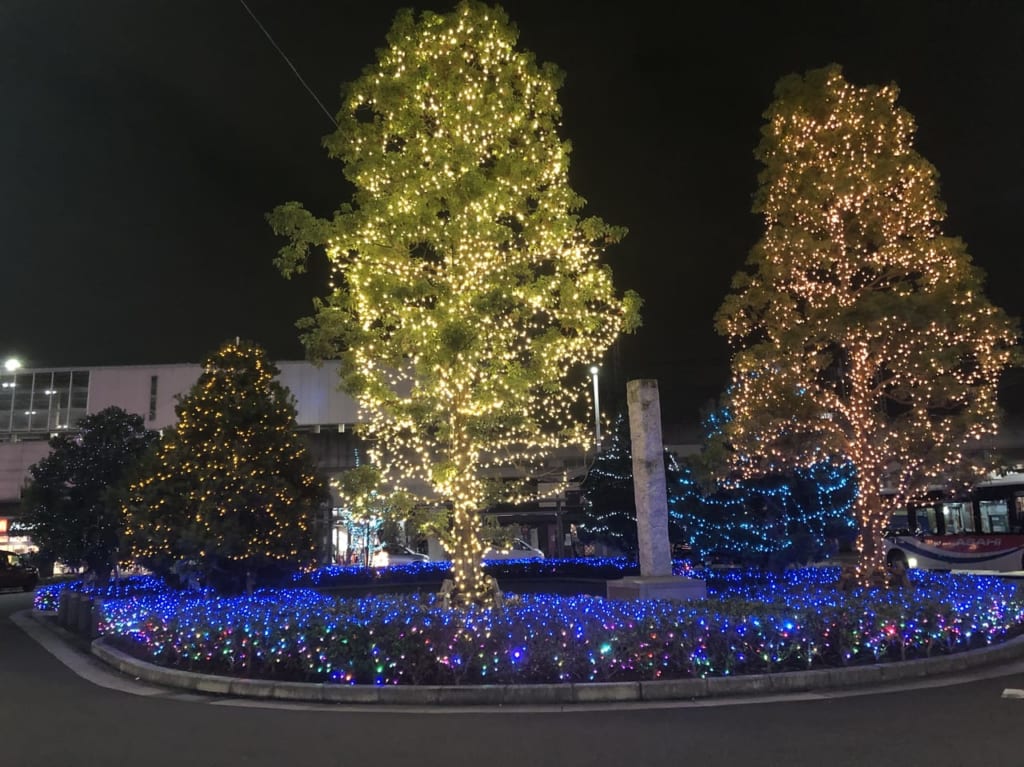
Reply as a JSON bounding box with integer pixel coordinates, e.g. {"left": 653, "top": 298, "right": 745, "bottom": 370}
{"left": 627, "top": 379, "right": 672, "bottom": 577}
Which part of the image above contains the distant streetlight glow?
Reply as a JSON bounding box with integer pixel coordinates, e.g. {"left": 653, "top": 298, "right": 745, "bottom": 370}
{"left": 4, "top": 358, "right": 21, "bottom": 372}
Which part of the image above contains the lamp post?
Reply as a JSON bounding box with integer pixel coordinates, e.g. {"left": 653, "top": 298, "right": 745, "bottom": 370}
{"left": 589, "top": 365, "right": 601, "bottom": 451}
{"left": 2, "top": 358, "right": 20, "bottom": 441}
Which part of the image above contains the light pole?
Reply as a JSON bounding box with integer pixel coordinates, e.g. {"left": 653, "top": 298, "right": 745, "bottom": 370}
{"left": 2, "top": 358, "right": 20, "bottom": 442}
{"left": 589, "top": 365, "right": 601, "bottom": 451}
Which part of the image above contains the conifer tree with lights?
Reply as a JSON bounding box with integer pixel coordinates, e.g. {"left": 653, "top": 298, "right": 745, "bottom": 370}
{"left": 269, "top": 2, "right": 640, "bottom": 605}
{"left": 121, "top": 340, "right": 329, "bottom": 590}
{"left": 677, "top": 401, "right": 856, "bottom": 569}
{"left": 714, "top": 65, "right": 1021, "bottom": 582}
{"left": 22, "top": 406, "right": 158, "bottom": 577}
{"left": 672, "top": 460, "right": 856, "bottom": 569}
{"left": 579, "top": 413, "right": 685, "bottom": 555}
{"left": 579, "top": 414, "right": 639, "bottom": 554}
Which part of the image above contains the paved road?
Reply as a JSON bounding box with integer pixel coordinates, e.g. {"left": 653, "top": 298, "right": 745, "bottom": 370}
{"left": 3, "top": 589, "right": 1023, "bottom": 767}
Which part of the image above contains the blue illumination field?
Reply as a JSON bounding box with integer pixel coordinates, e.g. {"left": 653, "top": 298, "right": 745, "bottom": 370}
{"left": 34, "top": 562, "right": 1024, "bottom": 685}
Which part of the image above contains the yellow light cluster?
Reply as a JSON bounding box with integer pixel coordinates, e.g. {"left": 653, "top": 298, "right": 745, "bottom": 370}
{"left": 715, "top": 65, "right": 1021, "bottom": 578}
{"left": 271, "top": 2, "right": 640, "bottom": 604}
{"left": 122, "top": 341, "right": 324, "bottom": 569}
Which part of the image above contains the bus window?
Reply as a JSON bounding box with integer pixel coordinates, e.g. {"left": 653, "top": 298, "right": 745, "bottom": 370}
{"left": 942, "top": 502, "right": 974, "bottom": 533}
{"left": 888, "top": 510, "right": 909, "bottom": 531}
{"left": 980, "top": 500, "right": 1009, "bottom": 533}
{"left": 914, "top": 506, "right": 938, "bottom": 534}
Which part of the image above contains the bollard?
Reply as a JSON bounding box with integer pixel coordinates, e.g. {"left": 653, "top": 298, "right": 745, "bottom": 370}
{"left": 57, "top": 589, "right": 70, "bottom": 628}
{"left": 89, "top": 597, "right": 105, "bottom": 639}
{"left": 66, "top": 591, "right": 82, "bottom": 631}
{"left": 77, "top": 593, "right": 94, "bottom": 636}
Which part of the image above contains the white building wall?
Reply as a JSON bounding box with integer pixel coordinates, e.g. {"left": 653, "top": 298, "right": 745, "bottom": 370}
{"left": 88, "top": 364, "right": 202, "bottom": 429}
{"left": 277, "top": 361, "right": 360, "bottom": 426}
{"left": 0, "top": 360, "right": 362, "bottom": 505}
{"left": 0, "top": 440, "right": 51, "bottom": 506}
{"left": 86, "top": 362, "right": 360, "bottom": 430}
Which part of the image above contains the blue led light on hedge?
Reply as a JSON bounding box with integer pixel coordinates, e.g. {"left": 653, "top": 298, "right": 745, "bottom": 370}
{"left": 81, "top": 567, "right": 1024, "bottom": 686}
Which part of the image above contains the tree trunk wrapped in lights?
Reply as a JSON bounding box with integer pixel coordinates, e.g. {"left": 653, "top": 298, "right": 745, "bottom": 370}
{"left": 269, "top": 2, "right": 639, "bottom": 605}
{"left": 714, "top": 65, "right": 1021, "bottom": 583}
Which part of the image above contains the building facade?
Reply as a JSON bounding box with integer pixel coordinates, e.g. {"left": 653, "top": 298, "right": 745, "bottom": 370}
{"left": 0, "top": 361, "right": 364, "bottom": 553}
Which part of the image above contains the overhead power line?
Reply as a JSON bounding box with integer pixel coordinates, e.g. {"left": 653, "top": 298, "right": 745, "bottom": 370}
{"left": 238, "top": 0, "right": 338, "bottom": 128}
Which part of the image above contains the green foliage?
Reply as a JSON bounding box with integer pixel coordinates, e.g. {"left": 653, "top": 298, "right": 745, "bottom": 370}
{"left": 22, "top": 406, "right": 158, "bottom": 573}
{"left": 268, "top": 1, "right": 639, "bottom": 602}
{"left": 121, "top": 340, "right": 330, "bottom": 589}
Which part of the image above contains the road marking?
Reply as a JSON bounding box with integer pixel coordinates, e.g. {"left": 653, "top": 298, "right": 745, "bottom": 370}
{"left": 1001, "top": 688, "right": 1024, "bottom": 699}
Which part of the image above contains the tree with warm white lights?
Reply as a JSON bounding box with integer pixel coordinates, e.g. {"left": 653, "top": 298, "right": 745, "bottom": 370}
{"left": 269, "top": 2, "right": 640, "bottom": 605}
{"left": 714, "top": 65, "right": 1021, "bottom": 581}
{"left": 22, "top": 407, "right": 158, "bottom": 576}
{"left": 121, "top": 340, "right": 329, "bottom": 590}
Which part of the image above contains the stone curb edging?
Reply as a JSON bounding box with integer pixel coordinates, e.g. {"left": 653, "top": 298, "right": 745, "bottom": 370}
{"left": 89, "top": 632, "right": 1024, "bottom": 706}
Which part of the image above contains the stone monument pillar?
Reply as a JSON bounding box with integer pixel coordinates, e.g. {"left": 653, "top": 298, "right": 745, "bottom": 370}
{"left": 605, "top": 379, "right": 706, "bottom": 602}
{"left": 628, "top": 379, "right": 673, "bottom": 577}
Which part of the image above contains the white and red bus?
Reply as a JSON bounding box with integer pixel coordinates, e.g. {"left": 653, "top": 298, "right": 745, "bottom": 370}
{"left": 884, "top": 473, "right": 1024, "bottom": 572}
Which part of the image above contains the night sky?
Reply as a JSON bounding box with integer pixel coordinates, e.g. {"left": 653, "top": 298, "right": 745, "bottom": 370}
{"left": 2, "top": 1, "right": 1022, "bottom": 426}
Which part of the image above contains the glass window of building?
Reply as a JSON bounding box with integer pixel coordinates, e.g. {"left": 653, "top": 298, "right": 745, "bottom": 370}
{"left": 0, "top": 369, "right": 90, "bottom": 434}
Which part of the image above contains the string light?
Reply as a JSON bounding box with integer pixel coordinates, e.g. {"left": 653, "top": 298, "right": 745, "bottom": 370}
{"left": 714, "top": 65, "right": 1021, "bottom": 583}
{"left": 121, "top": 340, "right": 328, "bottom": 582}
{"left": 62, "top": 567, "right": 1024, "bottom": 685}
{"left": 270, "top": 2, "right": 640, "bottom": 605}
{"left": 580, "top": 413, "right": 856, "bottom": 563}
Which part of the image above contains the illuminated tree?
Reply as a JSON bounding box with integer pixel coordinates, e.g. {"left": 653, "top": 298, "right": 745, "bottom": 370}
{"left": 579, "top": 413, "right": 685, "bottom": 554}
{"left": 22, "top": 407, "right": 158, "bottom": 576}
{"left": 677, "top": 401, "right": 856, "bottom": 569}
{"left": 269, "top": 2, "right": 640, "bottom": 604}
{"left": 715, "top": 65, "right": 1021, "bottom": 580}
{"left": 121, "top": 340, "right": 329, "bottom": 589}
{"left": 334, "top": 464, "right": 414, "bottom": 566}
{"left": 673, "top": 461, "right": 856, "bottom": 569}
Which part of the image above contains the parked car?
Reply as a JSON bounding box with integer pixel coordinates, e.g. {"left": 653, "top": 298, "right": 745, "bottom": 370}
{"left": 372, "top": 542, "right": 430, "bottom": 567}
{"left": 0, "top": 550, "right": 39, "bottom": 592}
{"left": 483, "top": 538, "right": 545, "bottom": 560}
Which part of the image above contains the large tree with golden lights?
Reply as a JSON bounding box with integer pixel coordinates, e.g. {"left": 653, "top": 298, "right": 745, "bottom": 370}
{"left": 269, "top": 1, "right": 640, "bottom": 604}
{"left": 121, "top": 340, "right": 329, "bottom": 589}
{"left": 715, "top": 65, "right": 1020, "bottom": 580}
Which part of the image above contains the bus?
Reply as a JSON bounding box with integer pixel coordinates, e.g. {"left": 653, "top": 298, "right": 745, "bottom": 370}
{"left": 884, "top": 472, "right": 1024, "bottom": 572}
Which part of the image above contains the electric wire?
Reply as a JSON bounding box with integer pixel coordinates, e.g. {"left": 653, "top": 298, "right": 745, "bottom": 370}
{"left": 238, "top": 0, "right": 338, "bottom": 128}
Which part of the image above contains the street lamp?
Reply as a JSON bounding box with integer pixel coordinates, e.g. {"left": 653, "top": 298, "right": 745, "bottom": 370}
{"left": 4, "top": 358, "right": 21, "bottom": 373}
{"left": 589, "top": 365, "right": 601, "bottom": 451}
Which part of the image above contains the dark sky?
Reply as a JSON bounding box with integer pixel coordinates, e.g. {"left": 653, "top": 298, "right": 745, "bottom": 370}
{"left": 2, "top": 1, "right": 1022, "bottom": 426}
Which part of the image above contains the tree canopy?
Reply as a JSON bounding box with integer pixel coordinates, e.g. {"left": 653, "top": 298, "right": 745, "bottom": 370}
{"left": 22, "top": 406, "right": 158, "bottom": 574}
{"left": 121, "top": 340, "right": 329, "bottom": 589}
{"left": 269, "top": 1, "right": 639, "bottom": 603}
{"left": 714, "top": 65, "right": 1021, "bottom": 577}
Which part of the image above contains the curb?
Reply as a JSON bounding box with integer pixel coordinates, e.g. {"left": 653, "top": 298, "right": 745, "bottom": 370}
{"left": 89, "top": 631, "right": 1024, "bottom": 706}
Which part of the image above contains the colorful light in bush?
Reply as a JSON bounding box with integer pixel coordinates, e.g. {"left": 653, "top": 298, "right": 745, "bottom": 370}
{"left": 91, "top": 568, "right": 1024, "bottom": 685}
